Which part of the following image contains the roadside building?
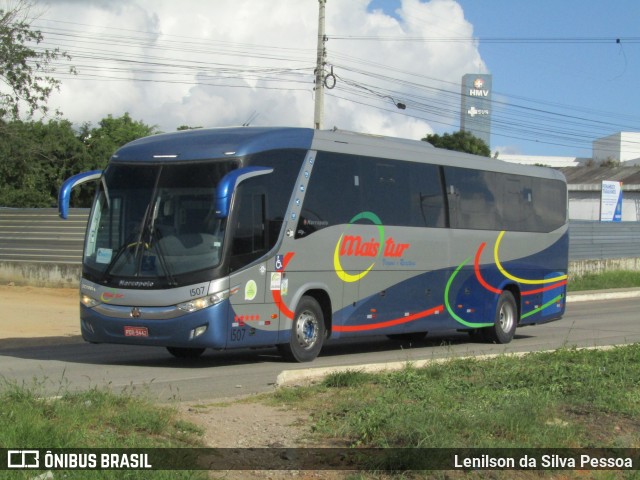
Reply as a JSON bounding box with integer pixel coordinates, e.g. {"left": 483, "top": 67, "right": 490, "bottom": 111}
{"left": 499, "top": 132, "right": 640, "bottom": 221}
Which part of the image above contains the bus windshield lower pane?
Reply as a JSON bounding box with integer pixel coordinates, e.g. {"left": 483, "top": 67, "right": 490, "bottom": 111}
{"left": 84, "top": 160, "right": 236, "bottom": 280}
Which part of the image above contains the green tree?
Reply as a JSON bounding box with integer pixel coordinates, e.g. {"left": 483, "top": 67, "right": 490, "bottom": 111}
{"left": 0, "top": 119, "right": 89, "bottom": 206}
{"left": 422, "top": 130, "right": 491, "bottom": 157}
{"left": 83, "top": 113, "right": 159, "bottom": 169}
{"left": 0, "top": 0, "right": 74, "bottom": 120}
{"left": 0, "top": 113, "right": 157, "bottom": 207}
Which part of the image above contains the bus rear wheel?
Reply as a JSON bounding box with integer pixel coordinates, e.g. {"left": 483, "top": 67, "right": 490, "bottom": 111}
{"left": 485, "top": 291, "right": 518, "bottom": 344}
{"left": 278, "top": 296, "right": 325, "bottom": 362}
{"left": 166, "top": 347, "right": 206, "bottom": 359}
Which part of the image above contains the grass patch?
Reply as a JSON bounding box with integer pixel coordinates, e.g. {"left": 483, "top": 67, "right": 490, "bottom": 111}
{"left": 274, "top": 345, "right": 640, "bottom": 452}
{"left": 568, "top": 270, "right": 640, "bottom": 292}
{"left": 322, "top": 369, "right": 375, "bottom": 388}
{"left": 0, "top": 381, "right": 206, "bottom": 479}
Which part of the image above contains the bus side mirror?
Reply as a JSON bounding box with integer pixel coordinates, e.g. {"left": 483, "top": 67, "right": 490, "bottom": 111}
{"left": 215, "top": 166, "right": 273, "bottom": 218}
{"left": 58, "top": 170, "right": 103, "bottom": 219}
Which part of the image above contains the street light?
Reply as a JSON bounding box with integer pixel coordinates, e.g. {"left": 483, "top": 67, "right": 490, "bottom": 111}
{"left": 383, "top": 95, "right": 406, "bottom": 110}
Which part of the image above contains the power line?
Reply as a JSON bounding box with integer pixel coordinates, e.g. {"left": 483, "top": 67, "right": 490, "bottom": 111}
{"left": 23, "top": 16, "right": 640, "bottom": 153}
{"left": 326, "top": 65, "right": 640, "bottom": 153}
{"left": 329, "top": 35, "right": 640, "bottom": 44}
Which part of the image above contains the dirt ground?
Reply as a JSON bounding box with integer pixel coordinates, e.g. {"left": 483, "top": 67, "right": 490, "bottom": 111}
{"left": 0, "top": 285, "right": 319, "bottom": 454}
{"left": 176, "top": 399, "right": 341, "bottom": 479}
{"left": 0, "top": 284, "right": 80, "bottom": 342}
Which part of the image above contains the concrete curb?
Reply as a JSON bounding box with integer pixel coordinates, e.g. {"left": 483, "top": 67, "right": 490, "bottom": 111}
{"left": 275, "top": 345, "right": 622, "bottom": 388}
{"left": 565, "top": 287, "right": 640, "bottom": 302}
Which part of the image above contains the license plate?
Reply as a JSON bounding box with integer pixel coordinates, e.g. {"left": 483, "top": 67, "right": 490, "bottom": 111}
{"left": 124, "top": 326, "right": 148, "bottom": 337}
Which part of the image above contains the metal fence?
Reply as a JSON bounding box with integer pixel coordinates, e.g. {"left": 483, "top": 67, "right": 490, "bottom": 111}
{"left": 0, "top": 208, "right": 89, "bottom": 264}
{"left": 1, "top": 208, "right": 639, "bottom": 265}
{"left": 568, "top": 221, "right": 640, "bottom": 260}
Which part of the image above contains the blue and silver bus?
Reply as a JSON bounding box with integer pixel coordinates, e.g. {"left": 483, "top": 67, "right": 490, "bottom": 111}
{"left": 59, "top": 127, "right": 568, "bottom": 362}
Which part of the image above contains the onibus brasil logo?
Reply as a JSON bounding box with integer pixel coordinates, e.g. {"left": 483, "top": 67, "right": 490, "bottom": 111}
{"left": 333, "top": 212, "right": 410, "bottom": 283}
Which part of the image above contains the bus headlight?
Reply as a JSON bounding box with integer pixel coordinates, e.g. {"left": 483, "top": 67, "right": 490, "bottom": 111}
{"left": 81, "top": 294, "right": 100, "bottom": 308}
{"left": 177, "top": 289, "right": 229, "bottom": 313}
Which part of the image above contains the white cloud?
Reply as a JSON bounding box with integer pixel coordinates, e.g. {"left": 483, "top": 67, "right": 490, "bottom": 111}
{"left": 494, "top": 145, "right": 521, "bottom": 156}
{"left": 39, "top": 0, "right": 485, "bottom": 141}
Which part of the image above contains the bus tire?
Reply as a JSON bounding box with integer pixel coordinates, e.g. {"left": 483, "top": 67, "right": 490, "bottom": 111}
{"left": 485, "top": 291, "right": 518, "bottom": 344}
{"left": 166, "top": 347, "right": 206, "bottom": 359}
{"left": 278, "top": 296, "right": 325, "bottom": 362}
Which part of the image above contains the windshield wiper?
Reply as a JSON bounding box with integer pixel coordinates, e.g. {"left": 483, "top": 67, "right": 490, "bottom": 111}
{"left": 136, "top": 169, "right": 177, "bottom": 286}
{"left": 146, "top": 221, "right": 177, "bottom": 286}
{"left": 103, "top": 168, "right": 160, "bottom": 280}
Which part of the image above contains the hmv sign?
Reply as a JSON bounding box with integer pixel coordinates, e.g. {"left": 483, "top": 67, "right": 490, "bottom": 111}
{"left": 460, "top": 74, "right": 492, "bottom": 148}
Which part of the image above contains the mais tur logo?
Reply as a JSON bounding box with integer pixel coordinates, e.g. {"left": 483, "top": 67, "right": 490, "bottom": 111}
{"left": 333, "top": 211, "right": 410, "bottom": 283}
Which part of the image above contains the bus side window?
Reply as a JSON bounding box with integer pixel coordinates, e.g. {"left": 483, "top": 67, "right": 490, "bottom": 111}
{"left": 230, "top": 187, "right": 266, "bottom": 271}
{"left": 296, "top": 152, "right": 361, "bottom": 238}
{"left": 444, "top": 167, "right": 500, "bottom": 230}
{"left": 413, "top": 164, "right": 445, "bottom": 228}
{"left": 362, "top": 161, "right": 411, "bottom": 226}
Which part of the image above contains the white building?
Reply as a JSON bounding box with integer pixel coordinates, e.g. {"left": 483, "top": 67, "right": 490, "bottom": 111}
{"left": 499, "top": 132, "right": 640, "bottom": 168}
{"left": 559, "top": 167, "right": 640, "bottom": 222}
{"left": 498, "top": 154, "right": 586, "bottom": 168}
{"left": 593, "top": 132, "right": 640, "bottom": 165}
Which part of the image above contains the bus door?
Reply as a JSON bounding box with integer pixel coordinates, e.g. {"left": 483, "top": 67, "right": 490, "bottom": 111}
{"left": 226, "top": 179, "right": 280, "bottom": 347}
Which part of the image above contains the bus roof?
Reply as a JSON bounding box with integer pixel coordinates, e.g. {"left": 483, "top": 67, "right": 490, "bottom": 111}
{"left": 111, "top": 127, "right": 315, "bottom": 162}
{"left": 110, "top": 126, "right": 565, "bottom": 183}
{"left": 312, "top": 129, "right": 566, "bottom": 182}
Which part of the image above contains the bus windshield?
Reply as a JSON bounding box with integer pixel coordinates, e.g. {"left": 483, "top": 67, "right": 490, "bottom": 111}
{"left": 84, "top": 160, "right": 237, "bottom": 281}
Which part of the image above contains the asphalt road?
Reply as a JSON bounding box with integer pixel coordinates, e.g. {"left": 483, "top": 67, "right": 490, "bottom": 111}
{"left": 0, "top": 297, "right": 638, "bottom": 402}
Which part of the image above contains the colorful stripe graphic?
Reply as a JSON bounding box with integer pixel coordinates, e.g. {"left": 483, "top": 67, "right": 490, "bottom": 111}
{"left": 494, "top": 231, "right": 567, "bottom": 285}
{"left": 445, "top": 257, "right": 493, "bottom": 328}
{"left": 275, "top": 230, "right": 566, "bottom": 333}
{"left": 333, "top": 305, "right": 443, "bottom": 333}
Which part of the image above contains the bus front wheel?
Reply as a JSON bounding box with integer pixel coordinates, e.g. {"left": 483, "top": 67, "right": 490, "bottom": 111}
{"left": 278, "top": 296, "right": 325, "bottom": 362}
{"left": 485, "top": 291, "right": 518, "bottom": 344}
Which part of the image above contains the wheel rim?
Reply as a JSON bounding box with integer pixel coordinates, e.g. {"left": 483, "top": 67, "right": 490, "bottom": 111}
{"left": 295, "top": 309, "right": 319, "bottom": 350}
{"left": 499, "top": 301, "right": 515, "bottom": 333}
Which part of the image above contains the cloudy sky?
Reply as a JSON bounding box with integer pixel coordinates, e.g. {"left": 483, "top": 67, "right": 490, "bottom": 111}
{"left": 24, "top": 0, "right": 640, "bottom": 156}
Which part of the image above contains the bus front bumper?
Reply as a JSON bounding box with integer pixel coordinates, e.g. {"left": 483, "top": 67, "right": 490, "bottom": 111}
{"left": 80, "top": 301, "right": 229, "bottom": 349}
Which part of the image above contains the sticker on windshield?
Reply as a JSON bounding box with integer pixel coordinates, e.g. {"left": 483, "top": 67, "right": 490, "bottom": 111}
{"left": 96, "top": 248, "right": 113, "bottom": 264}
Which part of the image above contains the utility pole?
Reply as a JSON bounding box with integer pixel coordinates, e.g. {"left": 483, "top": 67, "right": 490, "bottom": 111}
{"left": 313, "top": 0, "right": 327, "bottom": 130}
